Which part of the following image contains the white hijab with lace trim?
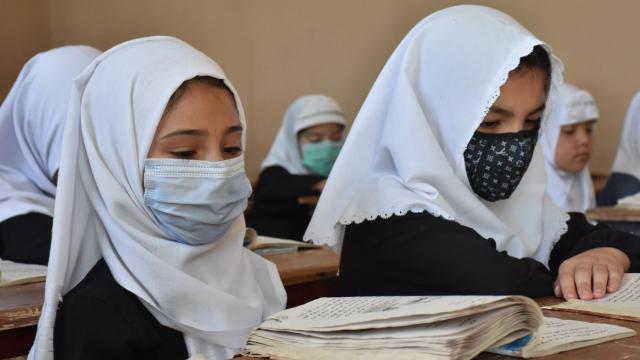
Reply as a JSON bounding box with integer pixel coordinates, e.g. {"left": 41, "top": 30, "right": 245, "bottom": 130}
{"left": 29, "top": 37, "right": 286, "bottom": 360}
{"left": 541, "top": 83, "right": 598, "bottom": 212}
{"left": 612, "top": 92, "right": 640, "bottom": 180}
{"left": 0, "top": 46, "right": 101, "bottom": 222}
{"left": 261, "top": 94, "right": 347, "bottom": 175}
{"left": 304, "top": 5, "right": 569, "bottom": 266}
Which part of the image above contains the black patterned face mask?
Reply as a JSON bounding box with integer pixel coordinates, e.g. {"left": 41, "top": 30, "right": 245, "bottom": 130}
{"left": 464, "top": 129, "right": 538, "bottom": 202}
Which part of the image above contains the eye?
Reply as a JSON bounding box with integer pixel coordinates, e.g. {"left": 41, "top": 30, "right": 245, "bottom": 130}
{"left": 561, "top": 128, "right": 576, "bottom": 135}
{"left": 223, "top": 147, "right": 243, "bottom": 156}
{"left": 479, "top": 120, "right": 501, "bottom": 128}
{"left": 524, "top": 118, "right": 541, "bottom": 130}
{"left": 170, "top": 150, "right": 196, "bottom": 159}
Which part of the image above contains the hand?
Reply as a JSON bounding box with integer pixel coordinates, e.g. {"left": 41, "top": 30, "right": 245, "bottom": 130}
{"left": 313, "top": 180, "right": 327, "bottom": 192}
{"left": 554, "top": 247, "right": 630, "bottom": 301}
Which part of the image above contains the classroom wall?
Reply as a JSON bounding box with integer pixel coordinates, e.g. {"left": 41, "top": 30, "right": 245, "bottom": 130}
{"left": 3, "top": 0, "right": 640, "bottom": 179}
{"left": 0, "top": 0, "right": 51, "bottom": 100}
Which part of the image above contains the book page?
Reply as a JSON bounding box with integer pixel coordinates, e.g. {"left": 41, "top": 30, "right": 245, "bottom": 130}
{"left": 0, "top": 259, "right": 47, "bottom": 287}
{"left": 489, "top": 317, "right": 635, "bottom": 358}
{"left": 544, "top": 273, "right": 640, "bottom": 319}
{"left": 261, "top": 296, "right": 539, "bottom": 331}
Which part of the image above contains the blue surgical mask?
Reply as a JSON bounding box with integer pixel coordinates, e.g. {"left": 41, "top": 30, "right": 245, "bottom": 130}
{"left": 143, "top": 156, "right": 252, "bottom": 245}
{"left": 301, "top": 140, "right": 343, "bottom": 176}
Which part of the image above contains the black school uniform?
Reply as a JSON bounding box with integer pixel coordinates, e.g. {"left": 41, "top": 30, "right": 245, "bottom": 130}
{"left": 0, "top": 212, "right": 52, "bottom": 264}
{"left": 339, "top": 211, "right": 640, "bottom": 297}
{"left": 54, "top": 259, "right": 188, "bottom": 359}
{"left": 247, "top": 165, "right": 324, "bottom": 240}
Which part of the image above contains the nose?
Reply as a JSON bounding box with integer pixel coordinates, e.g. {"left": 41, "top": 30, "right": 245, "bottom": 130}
{"left": 205, "top": 149, "right": 225, "bottom": 162}
{"left": 504, "top": 117, "right": 527, "bottom": 133}
{"left": 577, "top": 128, "right": 592, "bottom": 147}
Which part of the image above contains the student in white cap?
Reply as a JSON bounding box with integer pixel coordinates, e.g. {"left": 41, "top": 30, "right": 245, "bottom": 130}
{"left": 541, "top": 83, "right": 598, "bottom": 213}
{"left": 29, "top": 36, "right": 286, "bottom": 360}
{"left": 0, "top": 46, "right": 100, "bottom": 264}
{"left": 304, "top": 5, "right": 640, "bottom": 301}
{"left": 248, "top": 94, "right": 347, "bottom": 240}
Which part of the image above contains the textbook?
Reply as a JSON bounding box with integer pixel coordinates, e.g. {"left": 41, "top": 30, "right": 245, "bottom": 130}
{"left": 242, "top": 296, "right": 634, "bottom": 360}
{"left": 244, "top": 228, "right": 321, "bottom": 256}
{"left": 0, "top": 259, "right": 47, "bottom": 287}
{"left": 544, "top": 273, "right": 640, "bottom": 321}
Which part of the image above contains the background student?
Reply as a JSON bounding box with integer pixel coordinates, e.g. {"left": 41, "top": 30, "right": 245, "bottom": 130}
{"left": 30, "top": 36, "right": 285, "bottom": 360}
{"left": 304, "top": 5, "right": 640, "bottom": 301}
{"left": 541, "top": 83, "right": 598, "bottom": 213}
{"left": 0, "top": 45, "right": 100, "bottom": 265}
{"left": 599, "top": 92, "right": 640, "bottom": 206}
{"left": 248, "top": 94, "right": 346, "bottom": 240}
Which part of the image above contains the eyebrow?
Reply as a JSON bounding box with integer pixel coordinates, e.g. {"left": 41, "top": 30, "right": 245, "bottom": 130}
{"left": 488, "top": 103, "right": 546, "bottom": 117}
{"left": 160, "top": 125, "right": 243, "bottom": 140}
{"left": 224, "top": 125, "right": 243, "bottom": 135}
{"left": 161, "top": 129, "right": 208, "bottom": 140}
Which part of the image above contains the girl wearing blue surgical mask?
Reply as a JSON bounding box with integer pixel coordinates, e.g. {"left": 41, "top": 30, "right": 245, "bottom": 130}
{"left": 248, "top": 95, "right": 346, "bottom": 241}
{"left": 304, "top": 6, "right": 640, "bottom": 302}
{"left": 30, "top": 37, "right": 285, "bottom": 360}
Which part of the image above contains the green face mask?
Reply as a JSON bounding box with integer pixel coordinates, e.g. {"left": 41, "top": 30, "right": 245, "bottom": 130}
{"left": 301, "top": 140, "right": 343, "bottom": 176}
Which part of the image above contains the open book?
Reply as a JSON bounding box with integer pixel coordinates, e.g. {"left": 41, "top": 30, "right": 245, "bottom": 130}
{"left": 543, "top": 273, "right": 640, "bottom": 321}
{"left": 243, "top": 296, "right": 634, "bottom": 359}
{"left": 244, "top": 228, "right": 321, "bottom": 256}
{"left": 0, "top": 258, "right": 47, "bottom": 287}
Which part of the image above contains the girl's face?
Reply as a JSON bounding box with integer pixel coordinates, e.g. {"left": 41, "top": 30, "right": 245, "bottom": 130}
{"left": 554, "top": 120, "right": 595, "bottom": 173}
{"left": 147, "top": 81, "right": 242, "bottom": 161}
{"left": 477, "top": 67, "right": 546, "bottom": 134}
{"left": 298, "top": 123, "right": 344, "bottom": 146}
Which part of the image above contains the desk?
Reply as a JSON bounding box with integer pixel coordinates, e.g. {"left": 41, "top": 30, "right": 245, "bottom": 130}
{"left": 264, "top": 247, "right": 339, "bottom": 308}
{"left": 0, "top": 248, "right": 339, "bottom": 358}
{"left": 586, "top": 207, "right": 640, "bottom": 235}
{"left": 0, "top": 282, "right": 43, "bottom": 358}
{"left": 236, "top": 296, "right": 640, "bottom": 360}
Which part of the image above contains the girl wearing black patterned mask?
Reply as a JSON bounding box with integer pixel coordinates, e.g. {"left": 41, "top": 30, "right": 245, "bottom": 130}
{"left": 304, "top": 5, "right": 640, "bottom": 302}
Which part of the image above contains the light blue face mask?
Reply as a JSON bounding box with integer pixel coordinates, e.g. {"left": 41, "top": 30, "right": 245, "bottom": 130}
{"left": 143, "top": 156, "right": 252, "bottom": 245}
{"left": 301, "top": 140, "right": 343, "bottom": 176}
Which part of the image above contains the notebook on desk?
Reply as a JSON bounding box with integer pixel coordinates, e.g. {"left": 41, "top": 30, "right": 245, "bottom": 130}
{"left": 243, "top": 295, "right": 634, "bottom": 359}
{"left": 244, "top": 228, "right": 321, "bottom": 256}
{"left": 0, "top": 258, "right": 47, "bottom": 287}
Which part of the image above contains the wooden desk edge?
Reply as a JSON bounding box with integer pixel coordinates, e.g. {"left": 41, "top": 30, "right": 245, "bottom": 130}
{"left": 586, "top": 206, "right": 640, "bottom": 222}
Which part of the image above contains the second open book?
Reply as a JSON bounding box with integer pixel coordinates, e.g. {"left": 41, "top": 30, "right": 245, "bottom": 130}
{"left": 243, "top": 295, "right": 634, "bottom": 360}
{"left": 544, "top": 273, "right": 640, "bottom": 321}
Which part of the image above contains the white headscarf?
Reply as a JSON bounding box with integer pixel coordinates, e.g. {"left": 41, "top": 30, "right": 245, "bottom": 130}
{"left": 304, "top": 5, "right": 569, "bottom": 266}
{"left": 261, "top": 94, "right": 347, "bottom": 175}
{"left": 611, "top": 92, "right": 640, "bottom": 180}
{"left": 0, "top": 46, "right": 101, "bottom": 222}
{"left": 30, "top": 36, "right": 286, "bottom": 360}
{"left": 541, "top": 83, "right": 598, "bottom": 213}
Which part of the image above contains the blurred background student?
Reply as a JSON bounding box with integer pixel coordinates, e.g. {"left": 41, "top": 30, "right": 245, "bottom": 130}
{"left": 248, "top": 94, "right": 346, "bottom": 240}
{"left": 599, "top": 92, "right": 640, "bottom": 206}
{"left": 541, "top": 83, "right": 598, "bottom": 212}
{"left": 0, "top": 45, "right": 100, "bottom": 265}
